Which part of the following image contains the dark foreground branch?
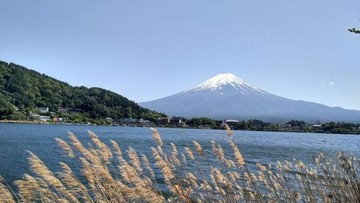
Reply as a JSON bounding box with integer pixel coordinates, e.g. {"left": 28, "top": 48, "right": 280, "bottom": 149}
{"left": 348, "top": 27, "right": 360, "bottom": 34}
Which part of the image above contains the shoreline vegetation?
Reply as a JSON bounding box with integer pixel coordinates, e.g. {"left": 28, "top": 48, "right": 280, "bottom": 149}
{"left": 0, "top": 120, "right": 44, "bottom": 124}
{"left": 0, "top": 126, "right": 359, "bottom": 202}
{"left": 1, "top": 118, "right": 360, "bottom": 135}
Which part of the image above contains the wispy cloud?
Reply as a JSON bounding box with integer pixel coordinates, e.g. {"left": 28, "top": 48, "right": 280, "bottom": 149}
{"left": 321, "top": 81, "right": 336, "bottom": 86}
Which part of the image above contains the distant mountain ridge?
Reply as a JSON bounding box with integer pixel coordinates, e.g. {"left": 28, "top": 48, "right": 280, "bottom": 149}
{"left": 140, "top": 73, "right": 360, "bottom": 122}
{"left": 0, "top": 60, "right": 165, "bottom": 121}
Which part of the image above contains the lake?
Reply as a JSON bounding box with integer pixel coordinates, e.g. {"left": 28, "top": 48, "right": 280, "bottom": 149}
{"left": 0, "top": 123, "right": 359, "bottom": 185}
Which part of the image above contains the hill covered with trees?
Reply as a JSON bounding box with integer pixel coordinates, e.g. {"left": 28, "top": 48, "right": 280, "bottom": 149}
{"left": 0, "top": 61, "right": 166, "bottom": 123}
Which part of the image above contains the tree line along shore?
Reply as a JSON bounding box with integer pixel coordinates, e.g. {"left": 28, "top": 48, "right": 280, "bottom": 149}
{"left": 1, "top": 116, "right": 360, "bottom": 135}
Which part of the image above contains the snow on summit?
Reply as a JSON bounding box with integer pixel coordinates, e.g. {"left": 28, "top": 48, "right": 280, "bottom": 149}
{"left": 192, "top": 73, "right": 266, "bottom": 94}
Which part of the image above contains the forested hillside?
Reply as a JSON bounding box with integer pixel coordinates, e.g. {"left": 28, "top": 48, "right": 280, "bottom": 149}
{"left": 0, "top": 61, "right": 166, "bottom": 122}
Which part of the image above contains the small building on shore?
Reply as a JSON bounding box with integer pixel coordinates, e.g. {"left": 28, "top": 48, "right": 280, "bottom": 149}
{"left": 39, "top": 116, "right": 51, "bottom": 122}
{"left": 157, "top": 117, "right": 170, "bottom": 125}
{"left": 170, "top": 116, "right": 183, "bottom": 125}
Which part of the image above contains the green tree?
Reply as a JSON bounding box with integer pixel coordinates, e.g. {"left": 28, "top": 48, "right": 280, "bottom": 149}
{"left": 126, "top": 106, "right": 132, "bottom": 118}
{"left": 0, "top": 95, "right": 15, "bottom": 116}
{"left": 186, "top": 117, "right": 222, "bottom": 129}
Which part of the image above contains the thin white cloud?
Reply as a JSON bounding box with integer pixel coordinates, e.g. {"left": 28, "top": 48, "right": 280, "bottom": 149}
{"left": 321, "top": 81, "right": 335, "bottom": 86}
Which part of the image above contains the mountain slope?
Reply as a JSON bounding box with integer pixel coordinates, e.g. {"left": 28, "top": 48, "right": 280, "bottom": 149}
{"left": 0, "top": 60, "right": 165, "bottom": 121}
{"left": 140, "top": 73, "right": 360, "bottom": 122}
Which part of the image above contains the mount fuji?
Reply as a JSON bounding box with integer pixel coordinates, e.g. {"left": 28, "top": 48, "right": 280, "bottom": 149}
{"left": 140, "top": 73, "right": 360, "bottom": 122}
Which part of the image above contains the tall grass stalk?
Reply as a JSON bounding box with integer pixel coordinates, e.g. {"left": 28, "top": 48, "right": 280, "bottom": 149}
{"left": 0, "top": 128, "right": 359, "bottom": 202}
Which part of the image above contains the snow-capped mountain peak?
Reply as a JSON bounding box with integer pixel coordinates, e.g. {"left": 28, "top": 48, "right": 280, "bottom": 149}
{"left": 192, "top": 73, "right": 266, "bottom": 94}
{"left": 140, "top": 72, "right": 360, "bottom": 122}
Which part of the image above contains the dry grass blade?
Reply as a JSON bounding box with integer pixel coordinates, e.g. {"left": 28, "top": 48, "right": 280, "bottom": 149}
{"left": 170, "top": 143, "right": 181, "bottom": 166}
{"left": 127, "top": 147, "right": 142, "bottom": 172}
{"left": 224, "top": 123, "right": 233, "bottom": 137}
{"left": 27, "top": 151, "right": 80, "bottom": 202}
{"left": 193, "top": 141, "right": 205, "bottom": 157}
{"left": 88, "top": 130, "right": 113, "bottom": 160}
{"left": 57, "top": 162, "right": 92, "bottom": 202}
{"left": 151, "top": 147, "right": 174, "bottom": 180}
{"left": 229, "top": 140, "right": 245, "bottom": 167}
{"left": 0, "top": 176, "right": 15, "bottom": 203}
{"left": 68, "top": 132, "right": 90, "bottom": 157}
{"left": 185, "top": 147, "right": 195, "bottom": 160}
{"left": 141, "top": 154, "right": 155, "bottom": 178}
{"left": 110, "top": 140, "right": 123, "bottom": 158}
{"left": 27, "top": 151, "right": 63, "bottom": 188}
{"left": 150, "top": 127, "right": 163, "bottom": 146}
{"left": 55, "top": 138, "right": 75, "bottom": 158}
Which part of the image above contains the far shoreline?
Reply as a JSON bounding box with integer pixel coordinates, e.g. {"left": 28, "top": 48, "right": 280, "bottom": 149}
{"left": 0, "top": 120, "right": 44, "bottom": 124}
{"left": 1, "top": 119, "right": 359, "bottom": 135}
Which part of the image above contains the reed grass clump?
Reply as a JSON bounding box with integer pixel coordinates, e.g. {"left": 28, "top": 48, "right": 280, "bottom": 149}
{"left": 0, "top": 126, "right": 359, "bottom": 202}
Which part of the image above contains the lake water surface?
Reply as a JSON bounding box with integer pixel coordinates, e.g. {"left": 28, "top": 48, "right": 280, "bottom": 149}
{"left": 0, "top": 123, "right": 359, "bottom": 184}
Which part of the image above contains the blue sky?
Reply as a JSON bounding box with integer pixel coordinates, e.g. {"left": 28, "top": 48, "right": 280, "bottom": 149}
{"left": 1, "top": 1, "right": 360, "bottom": 110}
